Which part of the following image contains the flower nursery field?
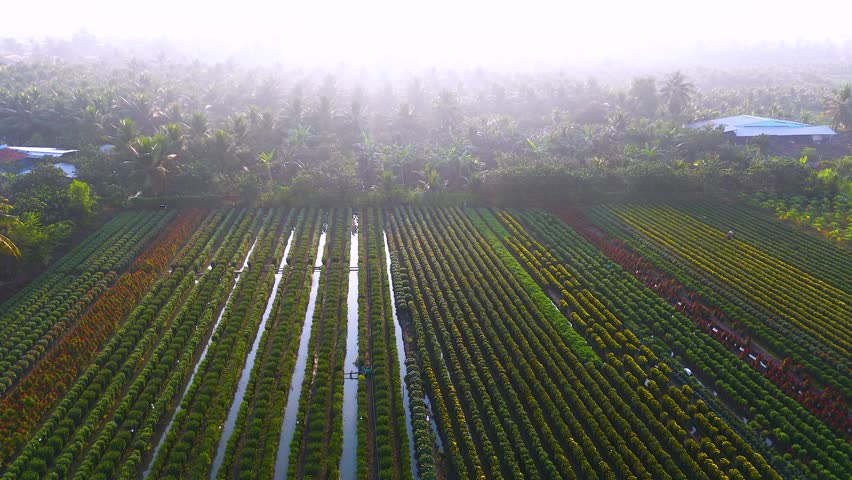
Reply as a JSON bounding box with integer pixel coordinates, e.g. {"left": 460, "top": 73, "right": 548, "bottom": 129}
{"left": 0, "top": 204, "right": 848, "bottom": 480}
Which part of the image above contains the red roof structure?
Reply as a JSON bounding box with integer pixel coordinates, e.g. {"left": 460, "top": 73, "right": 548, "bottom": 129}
{"left": 0, "top": 148, "right": 27, "bottom": 163}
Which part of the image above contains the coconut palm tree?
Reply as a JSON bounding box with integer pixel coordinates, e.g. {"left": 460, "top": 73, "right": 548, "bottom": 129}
{"left": 158, "top": 122, "right": 185, "bottom": 154}
{"left": 311, "top": 96, "right": 336, "bottom": 132}
{"left": 0, "top": 86, "right": 60, "bottom": 143}
{"left": 109, "top": 118, "right": 139, "bottom": 158}
{"left": 629, "top": 77, "right": 659, "bottom": 118}
{"left": 661, "top": 71, "right": 694, "bottom": 118}
{"left": 383, "top": 143, "right": 415, "bottom": 188}
{"left": 124, "top": 134, "right": 176, "bottom": 195}
{"left": 206, "top": 129, "right": 239, "bottom": 171}
{"left": 356, "top": 133, "right": 383, "bottom": 189}
{"left": 117, "top": 92, "right": 162, "bottom": 133}
{"left": 186, "top": 111, "right": 209, "bottom": 139}
{"left": 433, "top": 89, "right": 462, "bottom": 132}
{"left": 286, "top": 125, "right": 314, "bottom": 163}
{"left": 0, "top": 197, "right": 20, "bottom": 258}
{"left": 827, "top": 84, "right": 852, "bottom": 131}
{"left": 74, "top": 103, "right": 107, "bottom": 145}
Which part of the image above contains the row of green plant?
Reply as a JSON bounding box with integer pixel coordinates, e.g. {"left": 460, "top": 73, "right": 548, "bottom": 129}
{"left": 0, "top": 211, "right": 169, "bottom": 363}
{"left": 512, "top": 209, "right": 850, "bottom": 479}
{"left": 466, "top": 208, "right": 597, "bottom": 363}
{"left": 394, "top": 206, "right": 731, "bottom": 479}
{"left": 0, "top": 208, "right": 218, "bottom": 478}
{"left": 606, "top": 205, "right": 850, "bottom": 387}
{"left": 147, "top": 209, "right": 290, "bottom": 478}
{"left": 0, "top": 211, "right": 172, "bottom": 395}
{"left": 356, "top": 211, "right": 372, "bottom": 479}
{"left": 497, "top": 210, "right": 792, "bottom": 474}
{"left": 33, "top": 207, "right": 243, "bottom": 480}
{"left": 387, "top": 251, "right": 439, "bottom": 480}
{"left": 675, "top": 202, "right": 850, "bottom": 290}
{"left": 47, "top": 209, "right": 240, "bottom": 480}
{"left": 487, "top": 208, "right": 785, "bottom": 480}
{"left": 287, "top": 209, "right": 351, "bottom": 479}
{"left": 217, "top": 209, "right": 323, "bottom": 479}
{"left": 360, "top": 209, "right": 412, "bottom": 479}
{"left": 98, "top": 210, "right": 280, "bottom": 480}
{"left": 0, "top": 209, "right": 204, "bottom": 468}
{"left": 51, "top": 212, "right": 153, "bottom": 273}
{"left": 0, "top": 210, "right": 141, "bottom": 324}
{"left": 583, "top": 205, "right": 852, "bottom": 401}
{"left": 212, "top": 209, "right": 315, "bottom": 479}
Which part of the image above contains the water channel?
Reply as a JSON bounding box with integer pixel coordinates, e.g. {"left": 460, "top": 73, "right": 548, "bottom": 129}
{"left": 273, "top": 224, "right": 328, "bottom": 479}
{"left": 339, "top": 215, "right": 359, "bottom": 479}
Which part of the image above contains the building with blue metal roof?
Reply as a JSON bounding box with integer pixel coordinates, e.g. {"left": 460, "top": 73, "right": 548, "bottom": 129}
{"left": 688, "top": 115, "right": 836, "bottom": 142}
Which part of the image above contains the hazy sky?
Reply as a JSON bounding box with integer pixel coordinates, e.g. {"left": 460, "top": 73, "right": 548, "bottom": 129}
{"left": 7, "top": 0, "right": 852, "bottom": 66}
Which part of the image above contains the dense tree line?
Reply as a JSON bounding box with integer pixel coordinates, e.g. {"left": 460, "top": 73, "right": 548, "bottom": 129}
{"left": 1, "top": 56, "right": 849, "bottom": 276}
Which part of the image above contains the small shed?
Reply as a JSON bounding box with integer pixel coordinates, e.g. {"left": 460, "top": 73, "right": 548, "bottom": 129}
{"left": 0, "top": 145, "right": 79, "bottom": 177}
{"left": 689, "top": 115, "right": 836, "bottom": 143}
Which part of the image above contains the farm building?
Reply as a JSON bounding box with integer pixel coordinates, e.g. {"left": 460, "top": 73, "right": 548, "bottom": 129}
{"left": 2, "top": 146, "right": 79, "bottom": 159}
{"left": 688, "top": 115, "right": 836, "bottom": 143}
{"left": 0, "top": 144, "right": 78, "bottom": 177}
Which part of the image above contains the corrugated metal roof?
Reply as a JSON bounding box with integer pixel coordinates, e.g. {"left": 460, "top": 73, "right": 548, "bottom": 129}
{"left": 731, "top": 126, "right": 837, "bottom": 137}
{"left": 8, "top": 146, "right": 78, "bottom": 158}
{"left": 689, "top": 115, "right": 771, "bottom": 128}
{"left": 746, "top": 120, "right": 809, "bottom": 128}
{"left": 688, "top": 115, "right": 836, "bottom": 137}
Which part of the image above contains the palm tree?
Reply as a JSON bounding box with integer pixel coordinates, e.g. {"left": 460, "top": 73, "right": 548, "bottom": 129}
{"left": 629, "top": 77, "right": 659, "bottom": 118}
{"left": 158, "top": 122, "right": 185, "bottom": 155}
{"left": 383, "top": 143, "right": 415, "bottom": 188}
{"left": 356, "top": 133, "right": 382, "bottom": 189}
{"left": 125, "top": 134, "right": 176, "bottom": 195}
{"left": 0, "top": 86, "right": 60, "bottom": 143}
{"left": 661, "top": 71, "right": 694, "bottom": 118}
{"left": 286, "top": 92, "right": 304, "bottom": 126}
{"left": 74, "top": 103, "right": 106, "bottom": 145}
{"left": 828, "top": 84, "right": 852, "bottom": 131}
{"left": 186, "top": 112, "right": 209, "bottom": 139}
{"left": 312, "top": 96, "right": 335, "bottom": 132}
{"left": 432, "top": 146, "right": 482, "bottom": 189}
{"left": 117, "top": 92, "right": 161, "bottom": 133}
{"left": 286, "top": 125, "right": 314, "bottom": 164}
{"left": 206, "top": 129, "right": 239, "bottom": 171}
{"left": 433, "top": 89, "right": 462, "bottom": 132}
{"left": 0, "top": 197, "right": 20, "bottom": 258}
{"left": 109, "top": 118, "right": 138, "bottom": 157}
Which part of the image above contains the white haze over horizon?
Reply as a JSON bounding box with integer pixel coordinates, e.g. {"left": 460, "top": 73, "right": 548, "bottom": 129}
{"left": 6, "top": 0, "right": 852, "bottom": 69}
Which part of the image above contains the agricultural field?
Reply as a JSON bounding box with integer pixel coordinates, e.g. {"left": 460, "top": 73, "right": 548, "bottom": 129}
{"left": 0, "top": 204, "right": 849, "bottom": 480}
